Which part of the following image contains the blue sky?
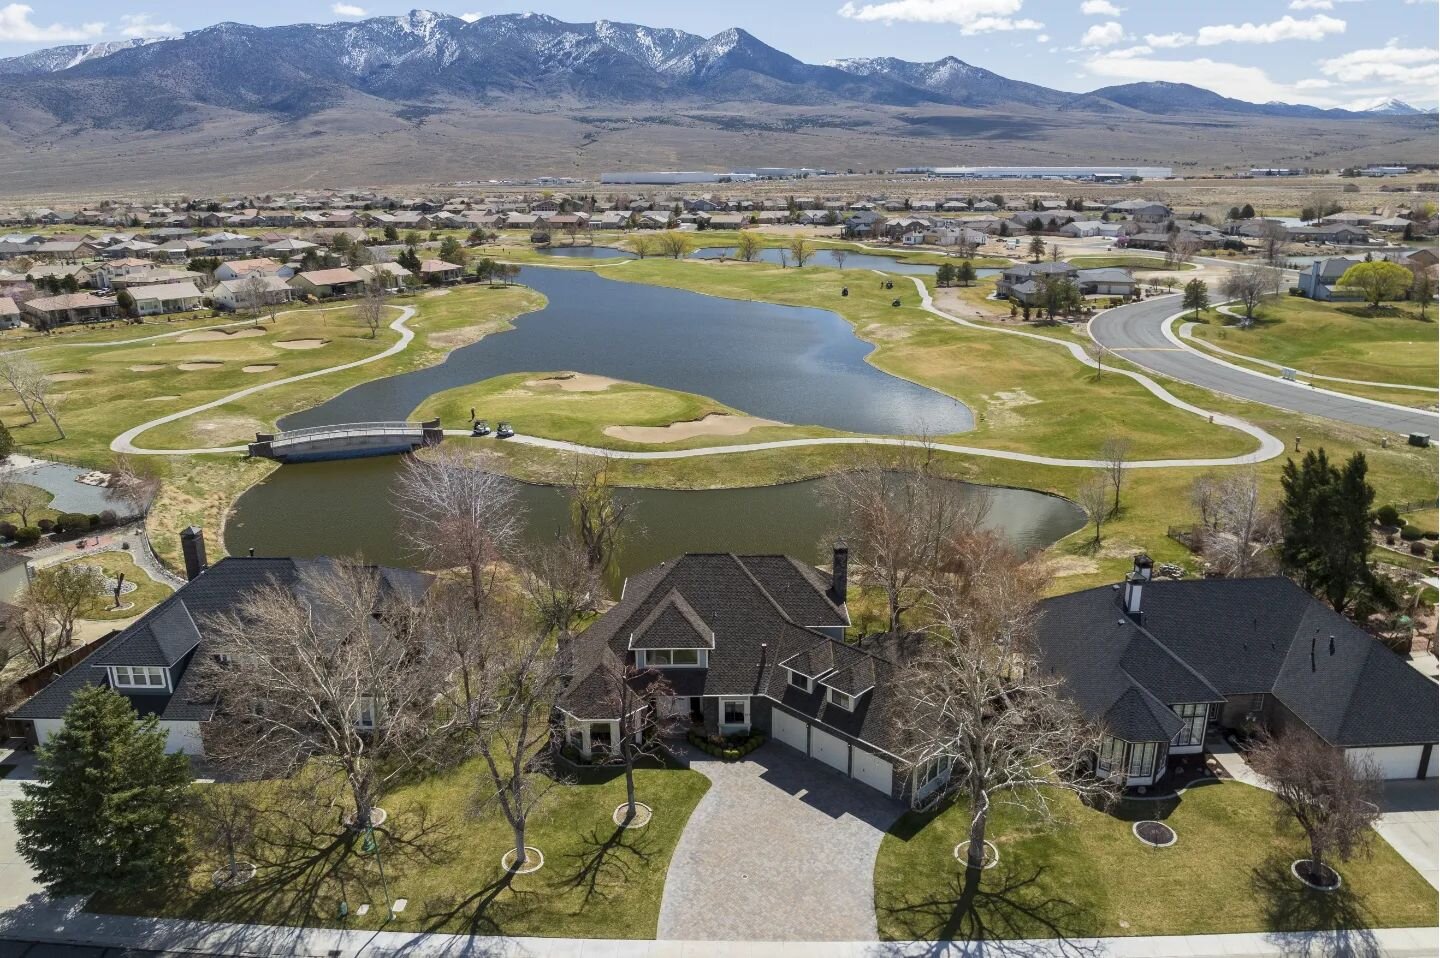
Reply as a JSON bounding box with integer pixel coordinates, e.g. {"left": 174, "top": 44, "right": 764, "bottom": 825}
{"left": 3, "top": 0, "right": 1436, "bottom": 108}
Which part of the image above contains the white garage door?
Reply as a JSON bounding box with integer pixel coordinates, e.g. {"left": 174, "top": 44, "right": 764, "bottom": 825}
{"left": 809, "top": 727, "right": 849, "bottom": 773}
{"left": 1349, "top": 745, "right": 1428, "bottom": 780}
{"left": 772, "top": 709, "right": 808, "bottom": 753}
{"left": 851, "top": 747, "right": 893, "bottom": 796}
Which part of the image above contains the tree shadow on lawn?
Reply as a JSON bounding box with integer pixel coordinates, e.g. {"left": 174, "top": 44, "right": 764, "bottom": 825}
{"left": 415, "top": 871, "right": 525, "bottom": 938}
{"left": 1250, "top": 853, "right": 1380, "bottom": 958}
{"left": 876, "top": 860, "right": 1104, "bottom": 956}
{"left": 558, "top": 821, "right": 661, "bottom": 907}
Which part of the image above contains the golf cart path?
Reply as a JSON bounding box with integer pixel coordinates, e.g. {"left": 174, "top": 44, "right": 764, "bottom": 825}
{"left": 109, "top": 275, "right": 1288, "bottom": 469}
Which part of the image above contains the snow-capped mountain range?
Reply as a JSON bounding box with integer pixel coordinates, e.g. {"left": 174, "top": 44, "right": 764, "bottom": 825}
{"left": 0, "top": 10, "right": 1430, "bottom": 125}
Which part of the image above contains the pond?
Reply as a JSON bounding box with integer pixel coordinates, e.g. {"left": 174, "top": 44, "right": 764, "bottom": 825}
{"left": 225, "top": 457, "right": 1085, "bottom": 590}
{"left": 689, "top": 246, "right": 1001, "bottom": 277}
{"left": 281, "top": 265, "right": 973, "bottom": 436}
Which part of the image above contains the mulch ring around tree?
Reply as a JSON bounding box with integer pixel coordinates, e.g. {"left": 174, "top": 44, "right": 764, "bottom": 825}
{"left": 501, "top": 845, "right": 545, "bottom": 875}
{"left": 613, "top": 801, "right": 653, "bottom": 829}
{"left": 1292, "top": 859, "right": 1343, "bottom": 891}
{"left": 211, "top": 861, "right": 258, "bottom": 889}
{"left": 1132, "top": 820, "right": 1178, "bottom": 848}
{"left": 343, "top": 806, "right": 388, "bottom": 830}
{"left": 953, "top": 840, "right": 1000, "bottom": 870}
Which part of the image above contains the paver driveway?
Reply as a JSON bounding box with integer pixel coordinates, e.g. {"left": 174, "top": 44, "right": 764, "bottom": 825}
{"left": 658, "top": 742, "right": 903, "bottom": 941}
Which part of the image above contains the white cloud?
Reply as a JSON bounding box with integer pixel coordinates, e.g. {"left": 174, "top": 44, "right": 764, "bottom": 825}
{"left": 331, "top": 3, "right": 367, "bottom": 17}
{"left": 1195, "top": 14, "right": 1346, "bottom": 45}
{"left": 1289, "top": 0, "right": 1333, "bottom": 8}
{"left": 1079, "top": 21, "right": 1125, "bottom": 47}
{"left": 1144, "top": 32, "right": 1193, "bottom": 47}
{"left": 1319, "top": 43, "right": 1439, "bottom": 86}
{"left": 118, "top": 13, "right": 176, "bottom": 38}
{"left": 0, "top": 3, "right": 104, "bottom": 42}
{"left": 1036, "top": 33, "right": 1050, "bottom": 42}
{"left": 1107, "top": 44, "right": 1152, "bottom": 58}
{"left": 837, "top": 0, "right": 1043, "bottom": 33}
{"left": 459, "top": 12, "right": 483, "bottom": 22}
{"left": 1079, "top": 0, "right": 1122, "bottom": 14}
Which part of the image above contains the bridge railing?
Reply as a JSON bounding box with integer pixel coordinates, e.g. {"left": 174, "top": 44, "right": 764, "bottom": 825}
{"left": 268, "top": 421, "right": 423, "bottom": 447}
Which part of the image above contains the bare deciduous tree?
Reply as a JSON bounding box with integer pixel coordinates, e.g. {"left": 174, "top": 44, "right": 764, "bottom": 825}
{"left": 830, "top": 247, "right": 848, "bottom": 270}
{"left": 896, "top": 542, "right": 1113, "bottom": 876}
{"left": 567, "top": 455, "right": 634, "bottom": 575}
{"left": 1249, "top": 728, "right": 1381, "bottom": 888}
{"left": 106, "top": 454, "right": 162, "bottom": 517}
{"left": 1221, "top": 264, "right": 1282, "bottom": 326}
{"left": 1258, "top": 220, "right": 1288, "bottom": 267}
{"left": 788, "top": 237, "right": 813, "bottom": 268}
{"left": 427, "top": 587, "right": 567, "bottom": 871}
{"left": 0, "top": 353, "right": 42, "bottom": 424}
{"left": 627, "top": 235, "right": 655, "bottom": 259}
{"left": 0, "top": 481, "right": 48, "bottom": 527}
{"left": 240, "top": 274, "right": 270, "bottom": 327}
{"left": 1100, "top": 436, "right": 1133, "bottom": 516}
{"left": 1166, "top": 232, "right": 1201, "bottom": 268}
{"left": 393, "top": 447, "right": 524, "bottom": 610}
{"left": 829, "top": 445, "right": 990, "bottom": 633}
{"left": 656, "top": 232, "right": 692, "bottom": 259}
{"left": 1077, "top": 473, "right": 1111, "bottom": 547}
{"left": 356, "top": 281, "right": 387, "bottom": 339}
{"left": 186, "top": 786, "right": 258, "bottom": 886}
{"left": 1190, "top": 472, "right": 1223, "bottom": 534}
{"left": 199, "top": 559, "right": 437, "bottom": 830}
{"left": 1199, "top": 469, "right": 1278, "bottom": 578}
{"left": 589, "top": 655, "right": 686, "bottom": 822}
{"left": 26, "top": 564, "right": 103, "bottom": 650}
{"left": 520, "top": 532, "right": 601, "bottom": 635}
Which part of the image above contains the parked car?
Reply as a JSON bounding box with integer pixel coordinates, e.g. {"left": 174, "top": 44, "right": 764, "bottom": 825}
{"left": 496, "top": 421, "right": 515, "bottom": 439}
{"left": 471, "top": 419, "right": 491, "bottom": 436}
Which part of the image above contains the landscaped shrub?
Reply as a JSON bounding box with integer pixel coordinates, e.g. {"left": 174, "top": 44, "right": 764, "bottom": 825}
{"left": 1424, "top": 530, "right": 1439, "bottom": 541}
{"left": 36, "top": 519, "right": 53, "bottom": 533}
{"left": 0, "top": 522, "right": 16, "bottom": 540}
{"left": 14, "top": 526, "right": 40, "bottom": 545}
{"left": 98, "top": 510, "right": 117, "bottom": 527}
{"left": 1411, "top": 542, "right": 1428, "bottom": 556}
{"left": 1375, "top": 505, "right": 1402, "bottom": 528}
{"left": 54, "top": 513, "right": 91, "bottom": 536}
{"left": 86, "top": 514, "right": 100, "bottom": 528}
{"left": 723, "top": 749, "right": 740, "bottom": 761}
{"left": 1401, "top": 525, "right": 1424, "bottom": 542}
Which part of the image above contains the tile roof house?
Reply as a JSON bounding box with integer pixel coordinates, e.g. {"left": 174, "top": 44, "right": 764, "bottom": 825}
{"left": 129, "top": 281, "right": 205, "bottom": 316}
{"left": 289, "top": 267, "right": 366, "bottom": 299}
{"left": 21, "top": 292, "right": 118, "bottom": 327}
{"left": 211, "top": 275, "right": 294, "bottom": 311}
{"left": 556, "top": 549, "right": 952, "bottom": 804}
{"left": 10, "top": 545, "right": 431, "bottom": 756}
{"left": 1037, "top": 556, "right": 1438, "bottom": 786}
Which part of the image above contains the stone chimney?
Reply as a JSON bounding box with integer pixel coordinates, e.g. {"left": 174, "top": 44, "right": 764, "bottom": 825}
{"left": 1132, "top": 553, "right": 1154, "bottom": 581}
{"left": 830, "top": 540, "right": 849, "bottom": 605}
{"left": 1122, "top": 554, "right": 1152, "bottom": 618}
{"left": 180, "top": 526, "right": 208, "bottom": 582}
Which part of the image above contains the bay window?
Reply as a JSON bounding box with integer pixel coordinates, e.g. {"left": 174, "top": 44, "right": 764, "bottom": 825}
{"left": 1127, "top": 741, "right": 1158, "bottom": 778}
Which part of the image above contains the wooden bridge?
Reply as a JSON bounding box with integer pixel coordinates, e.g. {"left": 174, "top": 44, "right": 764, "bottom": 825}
{"left": 248, "top": 419, "right": 443, "bottom": 462}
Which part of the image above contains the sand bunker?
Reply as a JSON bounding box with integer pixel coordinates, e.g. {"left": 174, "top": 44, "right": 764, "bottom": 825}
{"left": 178, "top": 362, "right": 224, "bottom": 371}
{"left": 276, "top": 339, "right": 328, "bottom": 350}
{"left": 46, "top": 372, "right": 87, "bottom": 382}
{"left": 604, "top": 414, "right": 782, "bottom": 444}
{"left": 146, "top": 395, "right": 181, "bottom": 401}
{"left": 129, "top": 364, "right": 165, "bottom": 372}
{"left": 177, "top": 327, "right": 266, "bottom": 343}
{"left": 527, "top": 372, "right": 620, "bottom": 392}
{"left": 242, "top": 364, "right": 277, "bottom": 373}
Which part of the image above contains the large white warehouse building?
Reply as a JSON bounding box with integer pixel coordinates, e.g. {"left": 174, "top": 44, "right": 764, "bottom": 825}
{"left": 920, "top": 166, "right": 1173, "bottom": 181}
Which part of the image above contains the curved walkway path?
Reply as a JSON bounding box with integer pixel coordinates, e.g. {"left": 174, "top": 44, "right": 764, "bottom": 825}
{"left": 107, "top": 274, "right": 1287, "bottom": 470}
{"left": 110, "top": 305, "right": 416, "bottom": 456}
{"left": 1180, "top": 306, "right": 1440, "bottom": 394}
{"left": 1091, "top": 295, "right": 1439, "bottom": 436}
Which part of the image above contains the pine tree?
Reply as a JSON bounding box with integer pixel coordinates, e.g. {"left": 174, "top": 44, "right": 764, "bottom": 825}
{"left": 957, "top": 260, "right": 977, "bottom": 286}
{"left": 1279, "top": 450, "right": 1389, "bottom": 615}
{"left": 1182, "top": 278, "right": 1209, "bottom": 317}
{"left": 0, "top": 421, "right": 14, "bottom": 461}
{"left": 15, "top": 685, "right": 192, "bottom": 898}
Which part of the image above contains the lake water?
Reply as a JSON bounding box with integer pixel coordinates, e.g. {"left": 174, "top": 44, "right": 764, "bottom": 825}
{"left": 689, "top": 247, "right": 1000, "bottom": 277}
{"left": 225, "top": 458, "right": 1084, "bottom": 590}
{"left": 281, "top": 266, "right": 973, "bottom": 436}
{"left": 532, "top": 245, "right": 635, "bottom": 259}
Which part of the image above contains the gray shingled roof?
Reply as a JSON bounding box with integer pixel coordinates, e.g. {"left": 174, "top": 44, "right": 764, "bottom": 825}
{"left": 1037, "top": 577, "right": 1438, "bottom": 748}
{"left": 627, "top": 590, "right": 715, "bottom": 649}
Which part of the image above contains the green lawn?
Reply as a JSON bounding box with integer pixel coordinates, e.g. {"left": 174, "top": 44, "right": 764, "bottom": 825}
{"left": 1069, "top": 255, "right": 1198, "bottom": 271}
{"left": 1189, "top": 298, "right": 1438, "bottom": 389}
{"left": 875, "top": 781, "right": 1438, "bottom": 941}
{"left": 0, "top": 483, "right": 59, "bottom": 529}
{"left": 97, "top": 762, "right": 709, "bottom": 938}
{"left": 72, "top": 550, "right": 173, "bottom": 621}
{"left": 413, "top": 371, "right": 831, "bottom": 451}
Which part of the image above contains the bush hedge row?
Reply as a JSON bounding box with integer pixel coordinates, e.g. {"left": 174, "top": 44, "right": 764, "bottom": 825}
{"left": 688, "top": 729, "right": 766, "bottom": 761}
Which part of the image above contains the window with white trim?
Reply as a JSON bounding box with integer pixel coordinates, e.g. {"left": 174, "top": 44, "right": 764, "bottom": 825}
{"left": 1127, "top": 741, "right": 1158, "bottom": 778}
{"left": 721, "top": 699, "right": 749, "bottom": 726}
{"left": 787, "top": 669, "right": 812, "bottom": 692}
{"left": 1097, "top": 735, "right": 1126, "bottom": 773}
{"left": 353, "top": 697, "right": 377, "bottom": 729}
{"left": 111, "top": 666, "right": 167, "bottom": 689}
{"left": 916, "top": 754, "right": 951, "bottom": 790}
{"left": 827, "top": 688, "right": 854, "bottom": 711}
{"left": 640, "top": 648, "right": 704, "bottom": 667}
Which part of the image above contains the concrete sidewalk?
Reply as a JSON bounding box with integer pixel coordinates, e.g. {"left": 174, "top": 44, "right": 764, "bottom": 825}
{"left": 0, "top": 898, "right": 1436, "bottom": 958}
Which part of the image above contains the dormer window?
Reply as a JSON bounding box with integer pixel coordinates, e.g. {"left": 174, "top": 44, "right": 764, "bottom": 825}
{"left": 637, "top": 648, "right": 706, "bottom": 668}
{"left": 110, "top": 665, "right": 168, "bottom": 690}
{"left": 787, "top": 669, "right": 813, "bottom": 693}
{"left": 828, "top": 688, "right": 855, "bottom": 711}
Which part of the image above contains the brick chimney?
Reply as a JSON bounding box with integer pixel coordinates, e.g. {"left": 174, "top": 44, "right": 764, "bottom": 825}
{"left": 180, "top": 526, "right": 208, "bottom": 581}
{"left": 831, "top": 540, "right": 849, "bottom": 605}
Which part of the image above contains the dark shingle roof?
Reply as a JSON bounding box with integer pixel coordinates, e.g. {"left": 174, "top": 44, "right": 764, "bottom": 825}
{"left": 627, "top": 590, "right": 715, "bottom": 649}
{"left": 1037, "top": 577, "right": 1438, "bottom": 748}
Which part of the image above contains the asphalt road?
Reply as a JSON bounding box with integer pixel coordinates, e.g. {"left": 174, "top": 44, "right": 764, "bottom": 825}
{"left": 1091, "top": 295, "right": 1440, "bottom": 437}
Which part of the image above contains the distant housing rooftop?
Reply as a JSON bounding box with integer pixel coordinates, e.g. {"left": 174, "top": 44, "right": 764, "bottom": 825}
{"left": 599, "top": 171, "right": 760, "bottom": 185}
{"left": 923, "top": 166, "right": 1174, "bottom": 180}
